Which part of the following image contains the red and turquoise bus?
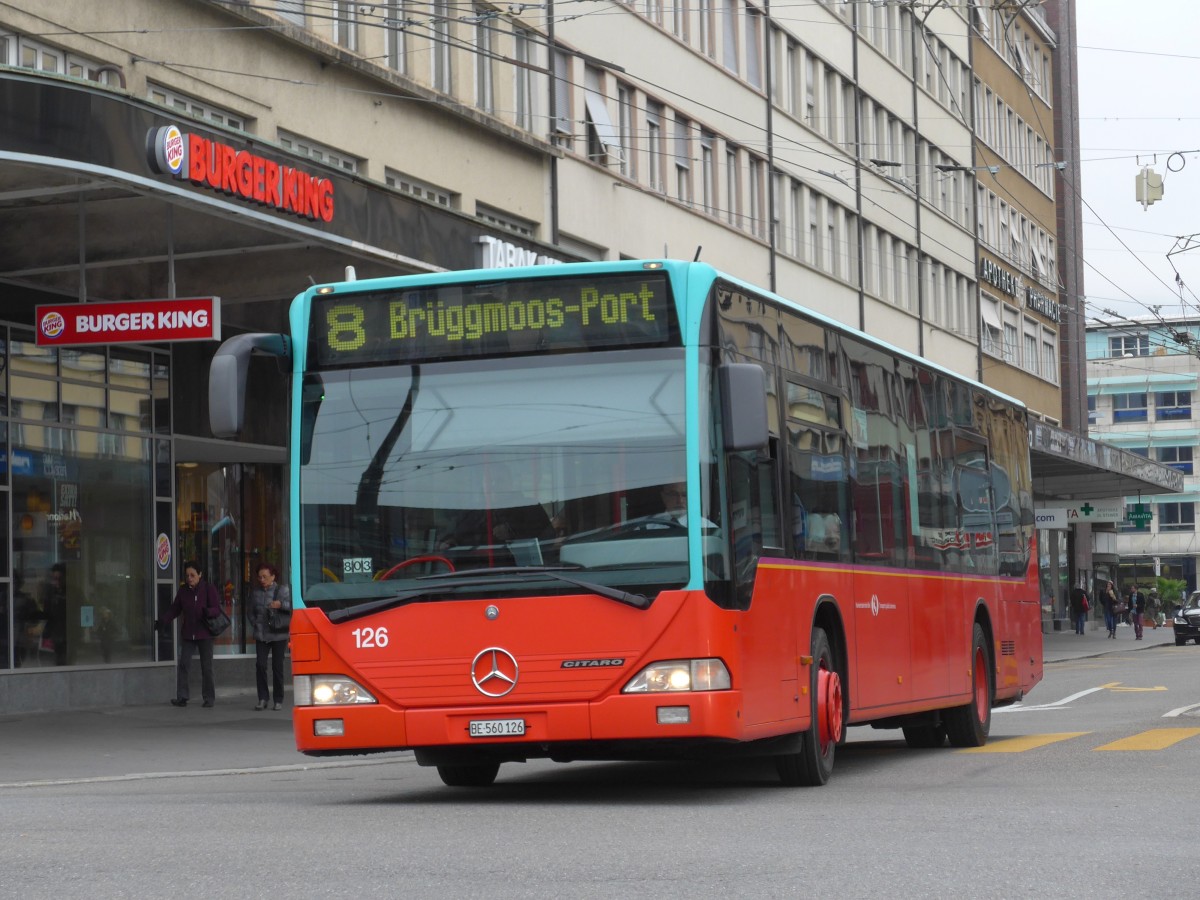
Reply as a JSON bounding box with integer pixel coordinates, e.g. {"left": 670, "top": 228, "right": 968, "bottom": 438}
{"left": 211, "top": 260, "right": 1042, "bottom": 787}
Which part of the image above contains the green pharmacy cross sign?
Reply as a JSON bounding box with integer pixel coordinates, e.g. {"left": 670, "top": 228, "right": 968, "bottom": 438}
{"left": 1127, "top": 503, "right": 1153, "bottom": 530}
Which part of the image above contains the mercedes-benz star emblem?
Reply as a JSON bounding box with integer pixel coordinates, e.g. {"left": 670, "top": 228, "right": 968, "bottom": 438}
{"left": 471, "top": 647, "right": 519, "bottom": 697}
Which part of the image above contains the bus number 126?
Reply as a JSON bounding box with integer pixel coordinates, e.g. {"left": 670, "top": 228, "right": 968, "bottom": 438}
{"left": 353, "top": 626, "right": 389, "bottom": 649}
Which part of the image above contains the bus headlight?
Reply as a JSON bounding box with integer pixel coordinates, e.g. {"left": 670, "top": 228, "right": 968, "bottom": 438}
{"left": 294, "top": 675, "right": 377, "bottom": 706}
{"left": 622, "top": 658, "right": 731, "bottom": 693}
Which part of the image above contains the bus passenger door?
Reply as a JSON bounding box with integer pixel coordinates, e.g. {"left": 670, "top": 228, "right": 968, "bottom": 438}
{"left": 851, "top": 458, "right": 912, "bottom": 709}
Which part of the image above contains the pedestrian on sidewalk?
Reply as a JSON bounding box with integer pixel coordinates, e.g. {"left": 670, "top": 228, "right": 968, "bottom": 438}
{"left": 1070, "top": 584, "right": 1090, "bottom": 635}
{"left": 1101, "top": 580, "right": 1118, "bottom": 638}
{"left": 250, "top": 561, "right": 291, "bottom": 711}
{"left": 156, "top": 561, "right": 222, "bottom": 707}
{"left": 1129, "top": 583, "right": 1147, "bottom": 641}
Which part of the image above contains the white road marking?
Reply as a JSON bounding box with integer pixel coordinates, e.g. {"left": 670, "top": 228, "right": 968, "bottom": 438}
{"left": 994, "top": 686, "right": 1107, "bottom": 713}
{"left": 1163, "top": 702, "right": 1200, "bottom": 718}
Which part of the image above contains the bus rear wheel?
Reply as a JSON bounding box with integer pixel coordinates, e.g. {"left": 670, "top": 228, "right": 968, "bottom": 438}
{"left": 776, "top": 626, "right": 841, "bottom": 787}
{"left": 437, "top": 763, "right": 500, "bottom": 787}
{"left": 944, "top": 622, "right": 992, "bottom": 748}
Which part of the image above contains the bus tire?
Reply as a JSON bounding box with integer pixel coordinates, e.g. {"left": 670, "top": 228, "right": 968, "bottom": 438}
{"left": 437, "top": 763, "right": 500, "bottom": 787}
{"left": 776, "top": 626, "right": 840, "bottom": 787}
{"left": 945, "top": 622, "right": 992, "bottom": 748}
{"left": 902, "top": 724, "right": 947, "bottom": 748}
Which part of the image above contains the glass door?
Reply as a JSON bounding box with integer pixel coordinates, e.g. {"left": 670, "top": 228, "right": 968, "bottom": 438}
{"left": 175, "top": 462, "right": 284, "bottom": 654}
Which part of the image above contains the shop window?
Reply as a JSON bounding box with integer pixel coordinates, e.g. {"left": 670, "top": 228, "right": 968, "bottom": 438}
{"left": 11, "top": 429, "right": 154, "bottom": 667}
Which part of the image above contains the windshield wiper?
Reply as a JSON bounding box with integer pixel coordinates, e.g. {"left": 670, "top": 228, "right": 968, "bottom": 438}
{"left": 324, "top": 587, "right": 453, "bottom": 624}
{"left": 421, "top": 566, "right": 651, "bottom": 609}
{"left": 323, "top": 567, "right": 651, "bottom": 623}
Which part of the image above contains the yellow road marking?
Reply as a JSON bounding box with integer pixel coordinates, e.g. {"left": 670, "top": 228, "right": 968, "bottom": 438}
{"left": 1109, "top": 686, "right": 1167, "bottom": 692}
{"left": 1094, "top": 728, "right": 1200, "bottom": 751}
{"left": 959, "top": 732, "right": 1089, "bottom": 753}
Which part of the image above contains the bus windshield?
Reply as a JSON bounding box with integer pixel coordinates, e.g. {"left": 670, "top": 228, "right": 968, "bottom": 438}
{"left": 299, "top": 349, "right": 695, "bottom": 606}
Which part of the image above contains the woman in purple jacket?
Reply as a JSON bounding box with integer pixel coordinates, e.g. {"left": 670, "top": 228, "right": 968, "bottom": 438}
{"left": 157, "top": 561, "right": 222, "bottom": 707}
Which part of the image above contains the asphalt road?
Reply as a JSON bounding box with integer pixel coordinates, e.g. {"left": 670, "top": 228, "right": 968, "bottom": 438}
{"left": 2, "top": 622, "right": 1195, "bottom": 899}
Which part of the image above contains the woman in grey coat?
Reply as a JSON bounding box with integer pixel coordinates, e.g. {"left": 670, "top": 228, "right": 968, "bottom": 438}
{"left": 250, "top": 562, "right": 292, "bottom": 710}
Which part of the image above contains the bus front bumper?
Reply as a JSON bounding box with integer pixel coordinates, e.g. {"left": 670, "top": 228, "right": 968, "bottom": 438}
{"left": 294, "top": 690, "right": 750, "bottom": 758}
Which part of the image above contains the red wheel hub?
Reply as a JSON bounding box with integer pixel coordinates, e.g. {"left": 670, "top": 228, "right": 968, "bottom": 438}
{"left": 816, "top": 665, "right": 843, "bottom": 747}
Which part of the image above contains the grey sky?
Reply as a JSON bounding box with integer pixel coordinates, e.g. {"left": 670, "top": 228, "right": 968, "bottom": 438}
{"left": 1077, "top": 0, "right": 1200, "bottom": 323}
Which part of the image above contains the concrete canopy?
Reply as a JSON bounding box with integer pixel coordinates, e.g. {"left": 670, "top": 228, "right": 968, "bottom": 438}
{"left": 1030, "top": 420, "right": 1184, "bottom": 501}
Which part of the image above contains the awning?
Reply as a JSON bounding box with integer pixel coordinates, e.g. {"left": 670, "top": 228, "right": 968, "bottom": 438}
{"left": 1030, "top": 421, "right": 1184, "bottom": 500}
{"left": 1144, "top": 492, "right": 1200, "bottom": 505}
{"left": 1087, "top": 373, "right": 1198, "bottom": 395}
{"left": 1101, "top": 429, "right": 1200, "bottom": 448}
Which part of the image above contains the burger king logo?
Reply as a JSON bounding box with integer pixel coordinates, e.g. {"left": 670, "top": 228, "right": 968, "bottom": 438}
{"left": 156, "top": 533, "right": 172, "bottom": 569}
{"left": 149, "top": 124, "right": 187, "bottom": 176}
{"left": 40, "top": 310, "right": 65, "bottom": 340}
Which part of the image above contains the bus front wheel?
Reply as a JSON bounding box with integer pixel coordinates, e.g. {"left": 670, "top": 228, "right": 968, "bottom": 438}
{"left": 944, "top": 622, "right": 992, "bottom": 748}
{"left": 776, "top": 626, "right": 841, "bottom": 787}
{"left": 437, "top": 763, "right": 500, "bottom": 787}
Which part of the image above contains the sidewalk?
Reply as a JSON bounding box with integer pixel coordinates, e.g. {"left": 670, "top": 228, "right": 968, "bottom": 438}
{"left": 1, "top": 623, "right": 1179, "bottom": 788}
{"left": 0, "top": 685, "right": 409, "bottom": 788}
{"left": 1041, "top": 618, "right": 1176, "bottom": 663}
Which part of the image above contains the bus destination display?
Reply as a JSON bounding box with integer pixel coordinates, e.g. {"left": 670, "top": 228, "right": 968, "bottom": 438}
{"left": 311, "top": 272, "right": 677, "bottom": 366}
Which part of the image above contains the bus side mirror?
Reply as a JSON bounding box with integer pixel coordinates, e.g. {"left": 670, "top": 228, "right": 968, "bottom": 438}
{"left": 209, "top": 333, "right": 291, "bottom": 438}
{"left": 719, "top": 362, "right": 769, "bottom": 451}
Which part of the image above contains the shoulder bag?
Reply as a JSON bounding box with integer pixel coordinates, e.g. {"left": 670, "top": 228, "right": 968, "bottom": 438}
{"left": 266, "top": 585, "right": 291, "bottom": 633}
{"left": 204, "top": 585, "right": 231, "bottom": 636}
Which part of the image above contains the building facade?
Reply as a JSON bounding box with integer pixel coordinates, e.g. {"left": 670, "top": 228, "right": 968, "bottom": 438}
{"left": 1087, "top": 317, "right": 1200, "bottom": 594}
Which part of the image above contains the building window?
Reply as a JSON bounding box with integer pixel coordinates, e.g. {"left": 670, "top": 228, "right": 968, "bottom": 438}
{"left": 698, "top": 0, "right": 715, "bottom": 58}
{"left": 748, "top": 157, "right": 764, "bottom": 237}
{"left": 584, "top": 68, "right": 619, "bottom": 165}
{"left": 147, "top": 85, "right": 247, "bottom": 131}
{"left": 433, "top": 0, "right": 453, "bottom": 93}
{"left": 1, "top": 31, "right": 120, "bottom": 86}
{"left": 1087, "top": 394, "right": 1097, "bottom": 425}
{"left": 726, "top": 145, "right": 741, "bottom": 227}
{"left": 700, "top": 130, "right": 715, "bottom": 214}
{"left": 277, "top": 131, "right": 359, "bottom": 172}
{"left": 646, "top": 102, "right": 664, "bottom": 192}
{"left": 475, "top": 9, "right": 495, "bottom": 113}
{"left": 1156, "top": 390, "right": 1191, "bottom": 421}
{"left": 1002, "top": 307, "right": 1019, "bottom": 364}
{"left": 674, "top": 117, "right": 692, "bottom": 204}
{"left": 723, "top": 0, "right": 739, "bottom": 74}
{"left": 384, "top": 169, "right": 457, "bottom": 207}
{"left": 385, "top": 1, "right": 406, "bottom": 74}
{"left": 276, "top": 1, "right": 305, "bottom": 25}
{"left": 745, "top": 5, "right": 763, "bottom": 89}
{"left": 1159, "top": 502, "right": 1195, "bottom": 532}
{"left": 514, "top": 26, "right": 538, "bottom": 132}
{"left": 618, "top": 84, "right": 636, "bottom": 178}
{"left": 476, "top": 204, "right": 535, "bottom": 237}
{"left": 1111, "top": 392, "right": 1148, "bottom": 423}
{"left": 1109, "top": 334, "right": 1149, "bottom": 357}
{"left": 553, "top": 50, "right": 572, "bottom": 137}
{"left": 1041, "top": 330, "right": 1058, "bottom": 382}
{"left": 1157, "top": 446, "right": 1193, "bottom": 474}
{"left": 331, "top": 0, "right": 357, "bottom": 50}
